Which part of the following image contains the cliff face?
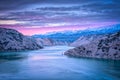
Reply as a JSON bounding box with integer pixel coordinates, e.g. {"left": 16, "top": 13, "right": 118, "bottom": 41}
{"left": 64, "top": 31, "right": 120, "bottom": 60}
{"left": 0, "top": 28, "right": 43, "bottom": 51}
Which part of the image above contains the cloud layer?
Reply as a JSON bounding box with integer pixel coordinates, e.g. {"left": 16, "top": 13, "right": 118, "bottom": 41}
{"left": 0, "top": 0, "right": 120, "bottom": 35}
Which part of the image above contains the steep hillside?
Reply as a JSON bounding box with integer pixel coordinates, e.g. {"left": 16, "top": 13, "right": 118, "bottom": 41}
{"left": 64, "top": 31, "right": 120, "bottom": 60}
{"left": 0, "top": 28, "right": 43, "bottom": 51}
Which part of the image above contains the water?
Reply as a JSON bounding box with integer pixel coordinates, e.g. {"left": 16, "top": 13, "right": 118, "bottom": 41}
{"left": 0, "top": 46, "right": 120, "bottom": 80}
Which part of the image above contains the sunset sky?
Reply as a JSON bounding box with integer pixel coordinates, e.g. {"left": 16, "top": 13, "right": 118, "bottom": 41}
{"left": 0, "top": 0, "right": 120, "bottom": 35}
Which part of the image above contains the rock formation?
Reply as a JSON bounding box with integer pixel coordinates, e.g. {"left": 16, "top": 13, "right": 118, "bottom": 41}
{"left": 36, "top": 38, "right": 70, "bottom": 46}
{"left": 36, "top": 38, "right": 53, "bottom": 46}
{"left": 64, "top": 31, "right": 120, "bottom": 60}
{"left": 0, "top": 28, "right": 43, "bottom": 51}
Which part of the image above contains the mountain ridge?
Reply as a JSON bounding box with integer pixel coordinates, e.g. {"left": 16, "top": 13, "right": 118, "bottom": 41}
{"left": 32, "top": 24, "right": 120, "bottom": 43}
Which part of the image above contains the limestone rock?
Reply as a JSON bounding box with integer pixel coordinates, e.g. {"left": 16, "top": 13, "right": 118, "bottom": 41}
{"left": 64, "top": 31, "right": 120, "bottom": 60}
{"left": 0, "top": 28, "right": 43, "bottom": 51}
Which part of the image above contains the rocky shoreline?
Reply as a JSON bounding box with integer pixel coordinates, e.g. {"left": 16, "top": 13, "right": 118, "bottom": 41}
{"left": 64, "top": 31, "right": 120, "bottom": 60}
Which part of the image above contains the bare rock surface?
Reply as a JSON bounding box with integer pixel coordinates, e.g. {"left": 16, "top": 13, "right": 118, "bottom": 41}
{"left": 64, "top": 31, "right": 120, "bottom": 60}
{"left": 36, "top": 38, "right": 70, "bottom": 46}
{"left": 0, "top": 28, "right": 43, "bottom": 51}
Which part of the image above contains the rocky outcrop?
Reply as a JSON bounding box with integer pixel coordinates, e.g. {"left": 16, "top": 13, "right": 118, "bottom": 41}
{"left": 70, "top": 35, "right": 108, "bottom": 47}
{"left": 0, "top": 28, "right": 43, "bottom": 51}
{"left": 64, "top": 31, "right": 120, "bottom": 60}
{"left": 36, "top": 38, "right": 53, "bottom": 46}
{"left": 36, "top": 38, "right": 70, "bottom": 46}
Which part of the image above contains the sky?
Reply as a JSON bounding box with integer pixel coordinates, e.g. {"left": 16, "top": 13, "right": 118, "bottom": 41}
{"left": 0, "top": 0, "right": 120, "bottom": 35}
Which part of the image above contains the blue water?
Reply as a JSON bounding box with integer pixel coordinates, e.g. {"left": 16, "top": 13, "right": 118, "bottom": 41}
{"left": 0, "top": 46, "right": 120, "bottom": 80}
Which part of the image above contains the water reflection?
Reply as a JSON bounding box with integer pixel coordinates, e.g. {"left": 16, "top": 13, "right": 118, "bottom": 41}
{"left": 0, "top": 51, "right": 28, "bottom": 60}
{"left": 0, "top": 46, "right": 119, "bottom": 80}
{"left": 0, "top": 61, "right": 20, "bottom": 74}
{"left": 30, "top": 55, "right": 64, "bottom": 60}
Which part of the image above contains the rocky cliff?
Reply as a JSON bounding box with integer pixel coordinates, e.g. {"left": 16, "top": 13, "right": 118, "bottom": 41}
{"left": 0, "top": 28, "right": 43, "bottom": 51}
{"left": 64, "top": 31, "right": 120, "bottom": 60}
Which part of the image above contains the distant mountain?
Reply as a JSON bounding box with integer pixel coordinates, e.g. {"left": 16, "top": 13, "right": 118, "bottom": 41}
{"left": 33, "top": 30, "right": 79, "bottom": 43}
{"left": 32, "top": 24, "right": 120, "bottom": 43}
{"left": 0, "top": 28, "right": 43, "bottom": 51}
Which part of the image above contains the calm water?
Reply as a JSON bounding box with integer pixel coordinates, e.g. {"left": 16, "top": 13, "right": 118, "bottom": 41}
{"left": 0, "top": 46, "right": 120, "bottom": 80}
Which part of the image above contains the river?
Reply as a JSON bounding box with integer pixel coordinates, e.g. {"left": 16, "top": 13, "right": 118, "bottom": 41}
{"left": 0, "top": 46, "right": 120, "bottom": 80}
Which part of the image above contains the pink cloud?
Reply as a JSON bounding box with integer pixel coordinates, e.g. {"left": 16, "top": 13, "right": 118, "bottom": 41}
{"left": 0, "top": 21, "right": 119, "bottom": 35}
